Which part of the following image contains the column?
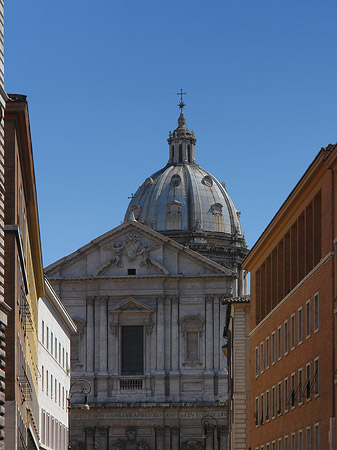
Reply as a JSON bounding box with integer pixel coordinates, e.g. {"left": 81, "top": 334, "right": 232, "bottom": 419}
{"left": 156, "top": 297, "right": 165, "bottom": 372}
{"left": 219, "top": 426, "right": 227, "bottom": 450}
{"left": 171, "top": 427, "right": 180, "bottom": 450}
{"left": 155, "top": 427, "right": 165, "bottom": 450}
{"left": 99, "top": 297, "right": 108, "bottom": 373}
{"left": 171, "top": 297, "right": 179, "bottom": 371}
{"left": 213, "top": 296, "right": 220, "bottom": 372}
{"left": 205, "top": 296, "right": 214, "bottom": 372}
{"left": 86, "top": 298, "right": 95, "bottom": 373}
{"left": 164, "top": 297, "right": 171, "bottom": 370}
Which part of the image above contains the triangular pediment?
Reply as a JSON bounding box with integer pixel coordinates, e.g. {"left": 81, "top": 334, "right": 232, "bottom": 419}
{"left": 110, "top": 298, "right": 155, "bottom": 313}
{"left": 44, "top": 220, "right": 234, "bottom": 279}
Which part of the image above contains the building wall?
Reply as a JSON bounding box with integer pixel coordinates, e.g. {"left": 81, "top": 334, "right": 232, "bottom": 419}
{"left": 244, "top": 145, "right": 337, "bottom": 450}
{"left": 38, "top": 279, "right": 75, "bottom": 450}
{"left": 4, "top": 95, "right": 44, "bottom": 450}
{"left": 45, "top": 222, "right": 233, "bottom": 450}
{"left": 0, "top": 1, "right": 9, "bottom": 448}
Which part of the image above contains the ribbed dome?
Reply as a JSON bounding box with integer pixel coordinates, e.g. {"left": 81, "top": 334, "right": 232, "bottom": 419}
{"left": 124, "top": 111, "right": 242, "bottom": 238}
{"left": 124, "top": 163, "right": 242, "bottom": 236}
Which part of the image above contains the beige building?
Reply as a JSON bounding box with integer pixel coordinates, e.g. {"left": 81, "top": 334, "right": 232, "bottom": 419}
{"left": 5, "top": 95, "right": 45, "bottom": 450}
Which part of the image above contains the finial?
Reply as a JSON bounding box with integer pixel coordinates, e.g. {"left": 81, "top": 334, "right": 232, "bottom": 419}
{"left": 127, "top": 193, "right": 137, "bottom": 221}
{"left": 177, "top": 89, "right": 186, "bottom": 112}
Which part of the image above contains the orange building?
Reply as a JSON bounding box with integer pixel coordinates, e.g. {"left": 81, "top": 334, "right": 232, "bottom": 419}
{"left": 243, "top": 144, "right": 337, "bottom": 450}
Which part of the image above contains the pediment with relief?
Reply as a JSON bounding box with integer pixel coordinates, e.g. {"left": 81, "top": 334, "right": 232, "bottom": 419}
{"left": 45, "top": 220, "right": 233, "bottom": 279}
{"left": 93, "top": 232, "right": 168, "bottom": 276}
{"left": 110, "top": 298, "right": 155, "bottom": 314}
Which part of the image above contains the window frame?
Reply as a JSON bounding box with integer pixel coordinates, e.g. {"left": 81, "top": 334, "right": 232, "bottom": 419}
{"left": 284, "top": 319, "right": 289, "bottom": 355}
{"left": 314, "top": 423, "right": 320, "bottom": 450}
{"left": 266, "top": 336, "right": 271, "bottom": 369}
{"left": 306, "top": 299, "right": 312, "bottom": 339}
{"left": 255, "top": 346, "right": 260, "bottom": 377}
{"left": 298, "top": 306, "right": 304, "bottom": 345}
{"left": 278, "top": 326, "right": 283, "bottom": 361}
{"left": 260, "top": 341, "right": 265, "bottom": 374}
{"left": 291, "top": 313, "right": 296, "bottom": 350}
{"left": 272, "top": 331, "right": 276, "bottom": 365}
{"left": 314, "top": 357, "right": 320, "bottom": 397}
{"left": 314, "top": 291, "right": 320, "bottom": 333}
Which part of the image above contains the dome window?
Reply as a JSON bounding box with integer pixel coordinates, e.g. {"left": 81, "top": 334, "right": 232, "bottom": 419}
{"left": 145, "top": 177, "right": 153, "bottom": 186}
{"left": 211, "top": 203, "right": 223, "bottom": 216}
{"left": 202, "top": 176, "right": 213, "bottom": 187}
{"left": 179, "top": 144, "right": 183, "bottom": 163}
{"left": 171, "top": 174, "right": 181, "bottom": 186}
{"left": 187, "top": 144, "right": 191, "bottom": 163}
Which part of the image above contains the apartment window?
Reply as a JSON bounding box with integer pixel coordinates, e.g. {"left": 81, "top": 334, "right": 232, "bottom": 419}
{"left": 63, "top": 348, "right": 65, "bottom": 368}
{"left": 55, "top": 337, "right": 58, "bottom": 360}
{"left": 306, "top": 362, "right": 312, "bottom": 400}
{"left": 284, "top": 377, "right": 289, "bottom": 412}
{"left": 47, "top": 327, "right": 49, "bottom": 350}
{"left": 266, "top": 390, "right": 270, "bottom": 421}
{"left": 42, "top": 320, "right": 45, "bottom": 345}
{"left": 261, "top": 342, "right": 265, "bottom": 373}
{"left": 55, "top": 378, "right": 57, "bottom": 402}
{"left": 266, "top": 336, "right": 271, "bottom": 369}
{"left": 278, "top": 326, "right": 283, "bottom": 360}
{"left": 314, "top": 423, "right": 320, "bottom": 450}
{"left": 306, "top": 426, "right": 312, "bottom": 450}
{"left": 51, "top": 374, "right": 53, "bottom": 398}
{"left": 42, "top": 410, "right": 46, "bottom": 445}
{"left": 66, "top": 352, "right": 69, "bottom": 371}
{"left": 47, "top": 414, "right": 50, "bottom": 447}
{"left": 272, "top": 331, "right": 276, "bottom": 364}
{"left": 46, "top": 370, "right": 49, "bottom": 395}
{"left": 285, "top": 436, "right": 289, "bottom": 450}
{"left": 298, "top": 306, "right": 304, "bottom": 344}
{"left": 42, "top": 366, "right": 44, "bottom": 391}
{"left": 314, "top": 292, "right": 320, "bottom": 332}
{"left": 266, "top": 444, "right": 270, "bottom": 450}
{"left": 314, "top": 357, "right": 320, "bottom": 396}
{"left": 306, "top": 299, "right": 312, "bottom": 339}
{"left": 51, "top": 332, "right": 54, "bottom": 355}
{"left": 255, "top": 397, "right": 259, "bottom": 426}
{"left": 278, "top": 381, "right": 283, "bottom": 415}
{"left": 298, "top": 367, "right": 304, "bottom": 405}
{"left": 299, "top": 430, "right": 303, "bottom": 450}
{"left": 284, "top": 320, "right": 289, "bottom": 355}
{"left": 291, "top": 313, "right": 296, "bottom": 350}
{"left": 272, "top": 442, "right": 276, "bottom": 450}
{"left": 272, "top": 385, "right": 276, "bottom": 418}
{"left": 255, "top": 347, "right": 259, "bottom": 377}
{"left": 62, "top": 387, "right": 65, "bottom": 409}
{"left": 291, "top": 432, "right": 297, "bottom": 450}
{"left": 260, "top": 393, "right": 264, "bottom": 425}
{"left": 278, "top": 438, "right": 283, "bottom": 450}
{"left": 291, "top": 373, "right": 296, "bottom": 408}
{"left": 59, "top": 343, "right": 62, "bottom": 364}
{"left": 59, "top": 382, "right": 61, "bottom": 406}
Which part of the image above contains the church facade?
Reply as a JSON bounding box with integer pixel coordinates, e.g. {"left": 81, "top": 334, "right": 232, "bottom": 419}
{"left": 45, "top": 109, "right": 248, "bottom": 450}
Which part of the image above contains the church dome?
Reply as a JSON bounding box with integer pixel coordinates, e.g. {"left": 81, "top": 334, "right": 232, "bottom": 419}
{"left": 124, "top": 111, "right": 242, "bottom": 238}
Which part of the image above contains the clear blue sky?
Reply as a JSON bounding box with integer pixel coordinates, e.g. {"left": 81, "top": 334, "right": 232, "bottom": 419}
{"left": 5, "top": 0, "right": 337, "bottom": 267}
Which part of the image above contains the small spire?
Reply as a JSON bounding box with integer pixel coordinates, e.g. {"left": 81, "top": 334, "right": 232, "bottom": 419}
{"left": 126, "top": 193, "right": 137, "bottom": 221}
{"left": 177, "top": 89, "right": 186, "bottom": 112}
